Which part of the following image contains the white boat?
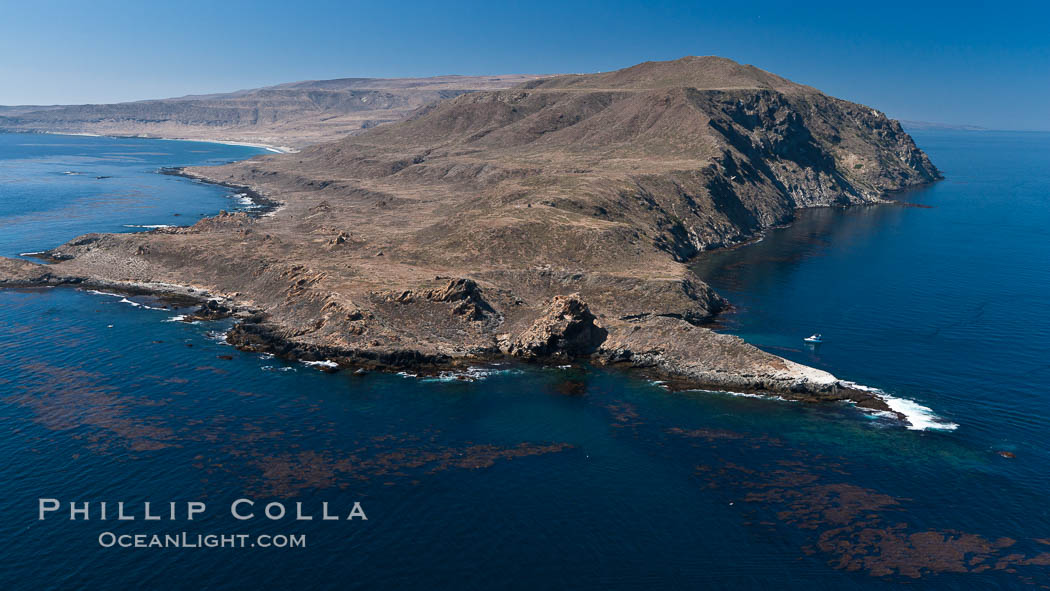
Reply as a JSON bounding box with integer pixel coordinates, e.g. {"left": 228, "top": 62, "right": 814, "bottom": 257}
{"left": 803, "top": 333, "right": 823, "bottom": 344}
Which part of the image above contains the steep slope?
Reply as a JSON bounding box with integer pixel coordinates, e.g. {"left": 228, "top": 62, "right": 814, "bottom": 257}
{"left": 245, "top": 56, "right": 938, "bottom": 259}
{"left": 0, "top": 57, "right": 941, "bottom": 415}
{"left": 0, "top": 75, "right": 546, "bottom": 149}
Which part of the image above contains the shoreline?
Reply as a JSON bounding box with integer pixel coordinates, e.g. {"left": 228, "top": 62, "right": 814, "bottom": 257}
{"left": 8, "top": 130, "right": 300, "bottom": 154}
{"left": 0, "top": 256, "right": 904, "bottom": 422}
{"left": 159, "top": 167, "right": 284, "bottom": 217}
{"left": 1, "top": 270, "right": 944, "bottom": 431}
{"left": 156, "top": 136, "right": 298, "bottom": 154}
{"left": 0, "top": 135, "right": 946, "bottom": 430}
{"left": 7, "top": 272, "right": 923, "bottom": 428}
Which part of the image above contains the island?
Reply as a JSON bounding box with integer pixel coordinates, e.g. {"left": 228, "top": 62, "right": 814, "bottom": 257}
{"left": 0, "top": 57, "right": 941, "bottom": 416}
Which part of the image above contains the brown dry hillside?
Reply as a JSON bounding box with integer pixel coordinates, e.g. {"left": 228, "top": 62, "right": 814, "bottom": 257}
{"left": 0, "top": 75, "right": 546, "bottom": 149}
{"left": 239, "top": 56, "right": 938, "bottom": 262}
{"left": 0, "top": 56, "right": 941, "bottom": 409}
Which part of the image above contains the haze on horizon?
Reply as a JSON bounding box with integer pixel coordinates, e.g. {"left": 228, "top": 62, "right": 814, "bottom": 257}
{"left": 0, "top": 0, "right": 1047, "bottom": 131}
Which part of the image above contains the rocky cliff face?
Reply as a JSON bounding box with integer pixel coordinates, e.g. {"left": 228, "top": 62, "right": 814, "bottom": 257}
{"left": 0, "top": 57, "right": 939, "bottom": 413}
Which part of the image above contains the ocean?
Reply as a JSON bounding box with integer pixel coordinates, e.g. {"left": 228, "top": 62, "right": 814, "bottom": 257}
{"left": 1, "top": 130, "right": 1048, "bottom": 589}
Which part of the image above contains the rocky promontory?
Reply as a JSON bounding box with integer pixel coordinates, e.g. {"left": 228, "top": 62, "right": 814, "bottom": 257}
{"left": 0, "top": 57, "right": 941, "bottom": 415}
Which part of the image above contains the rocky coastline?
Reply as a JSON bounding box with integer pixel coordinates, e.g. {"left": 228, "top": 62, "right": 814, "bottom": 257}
{"left": 0, "top": 57, "right": 945, "bottom": 423}
{"left": 159, "top": 166, "right": 284, "bottom": 217}
{"left": 0, "top": 230, "right": 900, "bottom": 417}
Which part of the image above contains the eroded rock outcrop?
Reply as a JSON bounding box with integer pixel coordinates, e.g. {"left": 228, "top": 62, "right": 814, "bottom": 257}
{"left": 182, "top": 299, "right": 234, "bottom": 322}
{"left": 504, "top": 294, "right": 607, "bottom": 360}
{"left": 423, "top": 278, "right": 496, "bottom": 320}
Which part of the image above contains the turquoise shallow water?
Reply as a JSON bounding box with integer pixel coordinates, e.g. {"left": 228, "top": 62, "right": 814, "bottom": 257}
{"left": 1, "top": 131, "right": 1049, "bottom": 589}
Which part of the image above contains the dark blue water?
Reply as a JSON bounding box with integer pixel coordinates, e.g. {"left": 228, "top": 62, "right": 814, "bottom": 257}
{"left": 2, "top": 131, "right": 1049, "bottom": 589}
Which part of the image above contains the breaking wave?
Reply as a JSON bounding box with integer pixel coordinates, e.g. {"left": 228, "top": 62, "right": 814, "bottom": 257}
{"left": 230, "top": 192, "right": 260, "bottom": 209}
{"left": 86, "top": 289, "right": 164, "bottom": 310}
{"left": 686, "top": 388, "right": 793, "bottom": 403}
{"left": 419, "top": 366, "right": 522, "bottom": 382}
{"left": 840, "top": 381, "right": 958, "bottom": 431}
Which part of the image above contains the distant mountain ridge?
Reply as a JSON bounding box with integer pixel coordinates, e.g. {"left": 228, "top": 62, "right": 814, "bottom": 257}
{"left": 899, "top": 120, "right": 987, "bottom": 131}
{"left": 0, "top": 74, "right": 547, "bottom": 149}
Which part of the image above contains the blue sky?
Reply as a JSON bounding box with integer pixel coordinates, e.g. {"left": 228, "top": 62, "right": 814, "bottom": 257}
{"left": 1, "top": 0, "right": 1047, "bottom": 130}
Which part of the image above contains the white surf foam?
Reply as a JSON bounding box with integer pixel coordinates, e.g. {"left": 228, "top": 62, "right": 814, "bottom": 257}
{"left": 116, "top": 297, "right": 164, "bottom": 310}
{"left": 123, "top": 224, "right": 175, "bottom": 229}
{"left": 85, "top": 289, "right": 164, "bottom": 310}
{"left": 230, "top": 193, "right": 260, "bottom": 209}
{"left": 840, "top": 381, "right": 958, "bottom": 431}
{"left": 419, "top": 366, "right": 520, "bottom": 382}
{"left": 302, "top": 360, "right": 339, "bottom": 369}
{"left": 879, "top": 394, "right": 959, "bottom": 431}
{"left": 687, "top": 388, "right": 793, "bottom": 402}
{"left": 205, "top": 330, "right": 231, "bottom": 345}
